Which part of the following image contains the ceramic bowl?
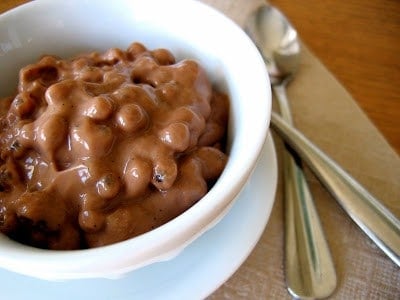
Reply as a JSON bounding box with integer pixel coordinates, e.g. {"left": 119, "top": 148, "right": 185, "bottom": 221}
{"left": 0, "top": 0, "right": 271, "bottom": 280}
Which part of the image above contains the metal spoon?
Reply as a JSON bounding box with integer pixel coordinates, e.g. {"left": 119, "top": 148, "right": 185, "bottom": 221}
{"left": 270, "top": 112, "right": 400, "bottom": 267}
{"left": 245, "top": 5, "right": 337, "bottom": 299}
{"left": 246, "top": 4, "right": 400, "bottom": 268}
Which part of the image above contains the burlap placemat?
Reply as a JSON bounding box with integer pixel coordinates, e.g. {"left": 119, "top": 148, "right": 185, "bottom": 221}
{"left": 202, "top": 0, "right": 400, "bottom": 298}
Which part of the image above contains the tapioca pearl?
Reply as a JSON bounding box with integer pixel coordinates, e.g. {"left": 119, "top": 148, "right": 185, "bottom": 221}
{"left": 172, "top": 60, "right": 201, "bottom": 86}
{"left": 102, "top": 71, "right": 127, "bottom": 85}
{"left": 151, "top": 48, "right": 176, "bottom": 65}
{"left": 96, "top": 173, "right": 121, "bottom": 199}
{"left": 138, "top": 84, "right": 159, "bottom": 110}
{"left": 126, "top": 42, "right": 147, "bottom": 60}
{"left": 112, "top": 84, "right": 159, "bottom": 112}
{"left": 79, "top": 209, "right": 105, "bottom": 233}
{"left": 179, "top": 158, "right": 208, "bottom": 203}
{"left": 84, "top": 78, "right": 125, "bottom": 98}
{"left": 193, "top": 147, "right": 228, "bottom": 180}
{"left": 101, "top": 48, "right": 126, "bottom": 64}
{"left": 111, "top": 85, "right": 138, "bottom": 105}
{"left": 71, "top": 118, "right": 114, "bottom": 158}
{"left": 173, "top": 61, "right": 212, "bottom": 114}
{"left": 37, "top": 115, "right": 68, "bottom": 156}
{"left": 36, "top": 55, "right": 60, "bottom": 70}
{"left": 146, "top": 68, "right": 173, "bottom": 87}
{"left": 20, "top": 63, "right": 58, "bottom": 84}
{"left": 131, "top": 56, "right": 158, "bottom": 84}
{"left": 11, "top": 92, "right": 36, "bottom": 118}
{"left": 176, "top": 61, "right": 212, "bottom": 106}
{"left": 167, "top": 158, "right": 208, "bottom": 210}
{"left": 158, "top": 122, "right": 190, "bottom": 152}
{"left": 171, "top": 106, "right": 204, "bottom": 127}
{"left": 156, "top": 82, "right": 179, "bottom": 101}
{"left": 44, "top": 80, "right": 76, "bottom": 107}
{"left": 80, "top": 193, "right": 106, "bottom": 210}
{"left": 151, "top": 158, "right": 178, "bottom": 191}
{"left": 85, "top": 96, "right": 113, "bottom": 121}
{"left": 77, "top": 66, "right": 103, "bottom": 83}
{"left": 170, "top": 107, "right": 206, "bottom": 147}
{"left": 72, "top": 57, "right": 91, "bottom": 70}
{"left": 116, "top": 104, "right": 148, "bottom": 133}
{"left": 85, "top": 73, "right": 126, "bottom": 95}
{"left": 197, "top": 122, "right": 224, "bottom": 147}
{"left": 25, "top": 80, "right": 47, "bottom": 101}
{"left": 123, "top": 158, "right": 152, "bottom": 198}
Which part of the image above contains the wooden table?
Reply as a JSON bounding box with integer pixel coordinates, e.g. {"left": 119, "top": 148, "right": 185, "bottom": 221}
{"left": 269, "top": 0, "right": 400, "bottom": 155}
{"left": 1, "top": 0, "right": 399, "bottom": 155}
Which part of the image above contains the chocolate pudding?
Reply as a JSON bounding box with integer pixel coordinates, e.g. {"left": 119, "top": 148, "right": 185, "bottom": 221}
{"left": 0, "top": 42, "right": 229, "bottom": 249}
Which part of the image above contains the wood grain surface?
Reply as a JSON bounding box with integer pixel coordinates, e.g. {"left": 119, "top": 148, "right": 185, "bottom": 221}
{"left": 1, "top": 0, "right": 399, "bottom": 154}
{"left": 269, "top": 0, "right": 400, "bottom": 154}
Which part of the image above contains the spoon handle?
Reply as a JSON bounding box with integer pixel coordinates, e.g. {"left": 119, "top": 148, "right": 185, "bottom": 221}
{"left": 273, "top": 86, "right": 337, "bottom": 299}
{"left": 270, "top": 112, "right": 400, "bottom": 266}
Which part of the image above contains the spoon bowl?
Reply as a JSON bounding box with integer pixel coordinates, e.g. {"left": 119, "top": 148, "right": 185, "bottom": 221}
{"left": 245, "top": 6, "right": 300, "bottom": 84}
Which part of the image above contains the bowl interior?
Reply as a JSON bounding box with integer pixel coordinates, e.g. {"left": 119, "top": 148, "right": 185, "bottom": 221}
{"left": 0, "top": 0, "right": 271, "bottom": 280}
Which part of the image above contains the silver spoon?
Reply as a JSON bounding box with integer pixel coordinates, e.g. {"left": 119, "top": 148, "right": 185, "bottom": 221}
{"left": 245, "top": 5, "right": 337, "bottom": 299}
{"left": 270, "top": 112, "right": 400, "bottom": 266}
{"left": 246, "top": 4, "right": 400, "bottom": 268}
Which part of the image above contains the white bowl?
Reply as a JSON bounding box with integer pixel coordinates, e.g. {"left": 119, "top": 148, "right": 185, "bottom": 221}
{"left": 0, "top": 0, "right": 271, "bottom": 280}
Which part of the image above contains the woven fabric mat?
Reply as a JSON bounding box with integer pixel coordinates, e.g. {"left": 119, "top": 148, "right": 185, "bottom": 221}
{"left": 201, "top": 0, "right": 400, "bottom": 298}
